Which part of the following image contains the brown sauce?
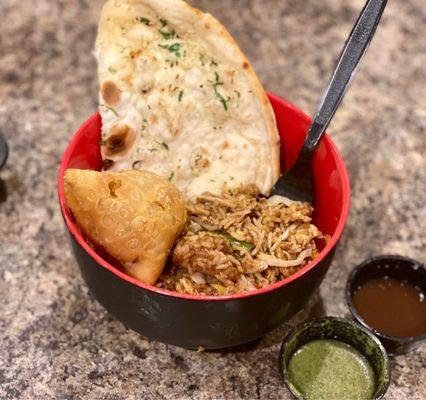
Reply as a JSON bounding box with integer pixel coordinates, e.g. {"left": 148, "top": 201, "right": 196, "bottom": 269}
{"left": 352, "top": 277, "right": 426, "bottom": 338}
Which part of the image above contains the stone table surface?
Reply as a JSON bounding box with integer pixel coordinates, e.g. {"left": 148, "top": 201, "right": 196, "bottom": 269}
{"left": 0, "top": 0, "right": 425, "bottom": 399}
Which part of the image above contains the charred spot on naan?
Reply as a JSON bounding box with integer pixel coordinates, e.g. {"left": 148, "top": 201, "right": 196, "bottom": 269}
{"left": 224, "top": 69, "right": 236, "bottom": 79}
{"left": 129, "top": 49, "right": 142, "bottom": 59}
{"left": 102, "top": 158, "right": 114, "bottom": 170}
{"left": 191, "top": 149, "right": 211, "bottom": 175}
{"left": 104, "top": 124, "right": 136, "bottom": 157}
{"left": 122, "top": 74, "right": 133, "bottom": 87}
{"left": 132, "top": 160, "right": 143, "bottom": 169}
{"left": 101, "top": 80, "right": 121, "bottom": 106}
{"left": 198, "top": 157, "right": 210, "bottom": 168}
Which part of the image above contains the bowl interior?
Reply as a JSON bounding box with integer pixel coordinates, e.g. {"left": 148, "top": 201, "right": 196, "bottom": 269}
{"left": 58, "top": 93, "right": 350, "bottom": 299}
{"left": 279, "top": 317, "right": 390, "bottom": 400}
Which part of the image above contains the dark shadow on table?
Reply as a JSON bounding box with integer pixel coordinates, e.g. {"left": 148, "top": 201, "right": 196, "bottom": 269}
{"left": 208, "top": 291, "right": 326, "bottom": 354}
{"left": 0, "top": 178, "right": 7, "bottom": 203}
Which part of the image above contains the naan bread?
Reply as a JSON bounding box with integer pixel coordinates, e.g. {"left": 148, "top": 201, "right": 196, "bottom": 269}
{"left": 95, "top": 0, "right": 280, "bottom": 197}
{"left": 63, "top": 168, "right": 187, "bottom": 285}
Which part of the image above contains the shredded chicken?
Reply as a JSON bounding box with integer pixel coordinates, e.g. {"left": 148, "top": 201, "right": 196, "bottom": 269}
{"left": 157, "top": 185, "right": 323, "bottom": 295}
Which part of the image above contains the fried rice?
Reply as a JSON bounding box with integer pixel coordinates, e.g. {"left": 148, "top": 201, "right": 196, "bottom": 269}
{"left": 157, "top": 185, "right": 323, "bottom": 296}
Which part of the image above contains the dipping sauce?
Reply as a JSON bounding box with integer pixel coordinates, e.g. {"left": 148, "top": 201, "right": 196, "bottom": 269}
{"left": 352, "top": 277, "right": 426, "bottom": 338}
{"left": 287, "top": 339, "right": 375, "bottom": 400}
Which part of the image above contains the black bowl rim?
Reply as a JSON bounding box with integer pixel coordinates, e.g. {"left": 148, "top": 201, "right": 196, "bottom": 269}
{"left": 57, "top": 94, "right": 351, "bottom": 302}
{"left": 0, "top": 134, "right": 9, "bottom": 170}
{"left": 278, "top": 316, "right": 391, "bottom": 400}
{"left": 345, "top": 254, "right": 426, "bottom": 344}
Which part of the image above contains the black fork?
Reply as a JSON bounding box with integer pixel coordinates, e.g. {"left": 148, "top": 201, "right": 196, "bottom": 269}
{"left": 271, "top": 0, "right": 388, "bottom": 203}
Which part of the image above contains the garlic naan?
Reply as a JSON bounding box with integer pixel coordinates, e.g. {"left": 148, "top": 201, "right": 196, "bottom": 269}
{"left": 95, "top": 0, "right": 280, "bottom": 197}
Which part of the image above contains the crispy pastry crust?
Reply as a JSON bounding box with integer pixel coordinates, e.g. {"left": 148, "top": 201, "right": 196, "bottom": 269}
{"left": 64, "top": 168, "right": 187, "bottom": 284}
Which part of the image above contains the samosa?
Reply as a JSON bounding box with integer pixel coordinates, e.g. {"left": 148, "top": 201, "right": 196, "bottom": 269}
{"left": 63, "top": 168, "right": 187, "bottom": 285}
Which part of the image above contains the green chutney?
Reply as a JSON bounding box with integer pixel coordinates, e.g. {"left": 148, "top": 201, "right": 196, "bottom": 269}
{"left": 287, "top": 339, "right": 375, "bottom": 400}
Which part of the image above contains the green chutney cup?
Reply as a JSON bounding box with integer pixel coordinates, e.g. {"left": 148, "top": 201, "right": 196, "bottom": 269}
{"left": 279, "top": 317, "right": 390, "bottom": 400}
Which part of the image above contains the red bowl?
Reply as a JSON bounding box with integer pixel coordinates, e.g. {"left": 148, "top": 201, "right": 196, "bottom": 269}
{"left": 58, "top": 94, "right": 350, "bottom": 349}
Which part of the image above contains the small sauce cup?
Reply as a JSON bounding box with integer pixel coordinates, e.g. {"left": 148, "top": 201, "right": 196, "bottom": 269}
{"left": 279, "top": 316, "right": 390, "bottom": 400}
{"left": 346, "top": 255, "right": 426, "bottom": 355}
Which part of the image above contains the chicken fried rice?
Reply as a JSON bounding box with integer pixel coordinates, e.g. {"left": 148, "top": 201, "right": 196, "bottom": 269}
{"left": 157, "top": 185, "right": 322, "bottom": 296}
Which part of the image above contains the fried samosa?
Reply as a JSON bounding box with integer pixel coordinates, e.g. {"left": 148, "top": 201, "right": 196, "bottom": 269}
{"left": 63, "top": 168, "right": 187, "bottom": 285}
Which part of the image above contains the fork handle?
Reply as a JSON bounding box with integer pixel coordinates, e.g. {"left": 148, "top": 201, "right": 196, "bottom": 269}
{"left": 303, "top": 0, "right": 387, "bottom": 153}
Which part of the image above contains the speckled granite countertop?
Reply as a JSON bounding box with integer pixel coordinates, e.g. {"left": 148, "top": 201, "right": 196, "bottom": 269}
{"left": 0, "top": 0, "right": 425, "bottom": 398}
